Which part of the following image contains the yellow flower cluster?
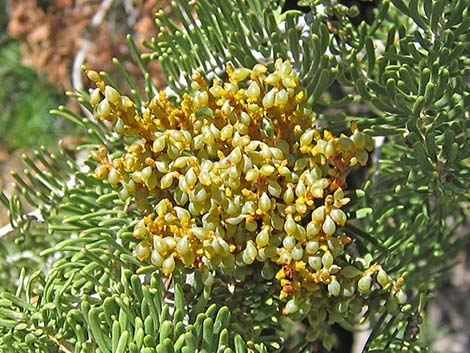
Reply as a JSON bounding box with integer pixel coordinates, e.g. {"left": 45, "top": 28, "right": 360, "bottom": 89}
{"left": 87, "top": 59, "right": 405, "bottom": 312}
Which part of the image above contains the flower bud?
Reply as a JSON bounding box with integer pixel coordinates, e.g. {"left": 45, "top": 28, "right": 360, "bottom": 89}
{"left": 160, "top": 173, "right": 174, "bottom": 189}
{"left": 262, "top": 88, "right": 275, "bottom": 108}
{"left": 321, "top": 251, "right": 334, "bottom": 269}
{"left": 141, "top": 166, "right": 153, "bottom": 181}
{"left": 260, "top": 164, "right": 275, "bottom": 176}
{"left": 258, "top": 192, "right": 272, "bottom": 213}
{"left": 328, "top": 279, "right": 341, "bottom": 297}
{"left": 283, "top": 186, "right": 295, "bottom": 204}
{"left": 394, "top": 289, "right": 407, "bottom": 304}
{"left": 281, "top": 74, "right": 296, "bottom": 89}
{"left": 330, "top": 208, "right": 347, "bottom": 226}
{"left": 153, "top": 135, "right": 166, "bottom": 153}
{"left": 377, "top": 269, "right": 390, "bottom": 287}
{"left": 105, "top": 85, "right": 120, "bottom": 104}
{"left": 153, "top": 236, "right": 168, "bottom": 255}
{"left": 278, "top": 249, "right": 292, "bottom": 264}
{"left": 107, "top": 168, "right": 120, "bottom": 185}
{"left": 284, "top": 215, "right": 297, "bottom": 236}
{"left": 245, "top": 241, "right": 258, "bottom": 260}
{"left": 220, "top": 124, "right": 234, "bottom": 140}
{"left": 282, "top": 235, "right": 296, "bottom": 250}
{"left": 252, "top": 63, "right": 267, "bottom": 76}
{"left": 94, "top": 165, "right": 108, "bottom": 179}
{"left": 322, "top": 215, "right": 336, "bottom": 236}
{"left": 87, "top": 70, "right": 101, "bottom": 82}
{"left": 185, "top": 168, "right": 198, "bottom": 188}
{"left": 291, "top": 246, "right": 303, "bottom": 260}
{"left": 265, "top": 73, "right": 281, "bottom": 86}
{"left": 285, "top": 298, "right": 298, "bottom": 314}
{"left": 305, "top": 241, "right": 319, "bottom": 255}
{"left": 306, "top": 222, "right": 321, "bottom": 237}
{"left": 300, "top": 129, "right": 315, "bottom": 147}
{"left": 246, "top": 81, "right": 261, "bottom": 99}
{"left": 358, "top": 275, "right": 372, "bottom": 293}
{"left": 95, "top": 98, "right": 110, "bottom": 119}
{"left": 135, "top": 242, "right": 150, "bottom": 260}
{"left": 242, "top": 251, "right": 255, "bottom": 265}
{"left": 133, "top": 219, "right": 147, "bottom": 238}
{"left": 267, "top": 180, "right": 282, "bottom": 197}
{"left": 176, "top": 237, "right": 190, "bottom": 255}
{"left": 162, "top": 255, "right": 175, "bottom": 275}
{"left": 89, "top": 88, "right": 101, "bottom": 107}
{"left": 312, "top": 206, "right": 325, "bottom": 224}
{"left": 308, "top": 256, "right": 322, "bottom": 271}
{"left": 275, "top": 89, "right": 288, "bottom": 106}
{"left": 151, "top": 250, "right": 164, "bottom": 267}
{"left": 256, "top": 228, "right": 270, "bottom": 248}
{"left": 194, "top": 91, "right": 209, "bottom": 107}
{"left": 232, "top": 67, "right": 251, "bottom": 81}
{"left": 209, "top": 85, "right": 224, "bottom": 97}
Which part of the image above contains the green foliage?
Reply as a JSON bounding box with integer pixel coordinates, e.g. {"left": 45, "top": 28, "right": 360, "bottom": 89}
{"left": 0, "top": 40, "right": 71, "bottom": 150}
{"left": 0, "top": 0, "right": 469, "bottom": 352}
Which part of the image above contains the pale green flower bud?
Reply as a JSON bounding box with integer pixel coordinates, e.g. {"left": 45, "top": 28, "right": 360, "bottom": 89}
{"left": 95, "top": 98, "right": 110, "bottom": 119}
{"left": 107, "top": 168, "right": 120, "bottom": 185}
{"left": 151, "top": 250, "right": 164, "bottom": 267}
{"left": 232, "top": 67, "right": 251, "bottom": 81}
{"left": 275, "top": 89, "right": 288, "bottom": 106}
{"left": 330, "top": 208, "right": 347, "bottom": 226}
{"left": 394, "top": 289, "right": 407, "bottom": 304}
{"left": 135, "top": 241, "right": 150, "bottom": 259}
{"left": 105, "top": 85, "right": 120, "bottom": 104}
{"left": 308, "top": 256, "right": 322, "bottom": 271}
{"left": 262, "top": 88, "right": 276, "bottom": 108}
{"left": 162, "top": 255, "right": 175, "bottom": 275}
{"left": 283, "top": 186, "right": 295, "bottom": 204}
{"left": 153, "top": 135, "right": 166, "bottom": 153}
{"left": 284, "top": 215, "right": 297, "bottom": 236}
{"left": 265, "top": 72, "right": 281, "bottom": 86}
{"left": 358, "top": 275, "right": 372, "bottom": 293}
{"left": 89, "top": 88, "right": 101, "bottom": 107}
{"left": 87, "top": 70, "right": 101, "bottom": 82}
{"left": 256, "top": 228, "right": 270, "bottom": 248}
{"left": 291, "top": 246, "right": 303, "bottom": 260}
{"left": 322, "top": 215, "right": 336, "bottom": 236}
{"left": 246, "top": 81, "right": 261, "bottom": 99}
{"left": 209, "top": 85, "right": 224, "bottom": 97}
{"left": 377, "top": 269, "right": 390, "bottom": 287}
{"left": 328, "top": 279, "right": 341, "bottom": 297}
{"left": 300, "top": 129, "right": 315, "bottom": 147}
{"left": 252, "top": 63, "right": 267, "bottom": 76}
{"left": 322, "top": 251, "right": 334, "bottom": 269}
{"left": 306, "top": 222, "right": 321, "bottom": 238}
{"left": 305, "top": 241, "right": 319, "bottom": 255}
{"left": 132, "top": 219, "right": 147, "bottom": 238}
{"left": 258, "top": 192, "right": 272, "bottom": 213}
{"left": 312, "top": 206, "right": 325, "bottom": 223}
{"left": 176, "top": 237, "right": 191, "bottom": 255}
{"left": 285, "top": 298, "right": 299, "bottom": 314}
{"left": 282, "top": 235, "right": 296, "bottom": 250}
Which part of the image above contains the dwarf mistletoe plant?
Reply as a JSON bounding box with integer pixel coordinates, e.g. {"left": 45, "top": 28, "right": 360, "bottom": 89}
{"left": 0, "top": 1, "right": 468, "bottom": 353}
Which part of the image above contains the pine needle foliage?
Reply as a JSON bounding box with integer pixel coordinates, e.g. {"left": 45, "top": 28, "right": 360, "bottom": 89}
{"left": 0, "top": 1, "right": 469, "bottom": 353}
